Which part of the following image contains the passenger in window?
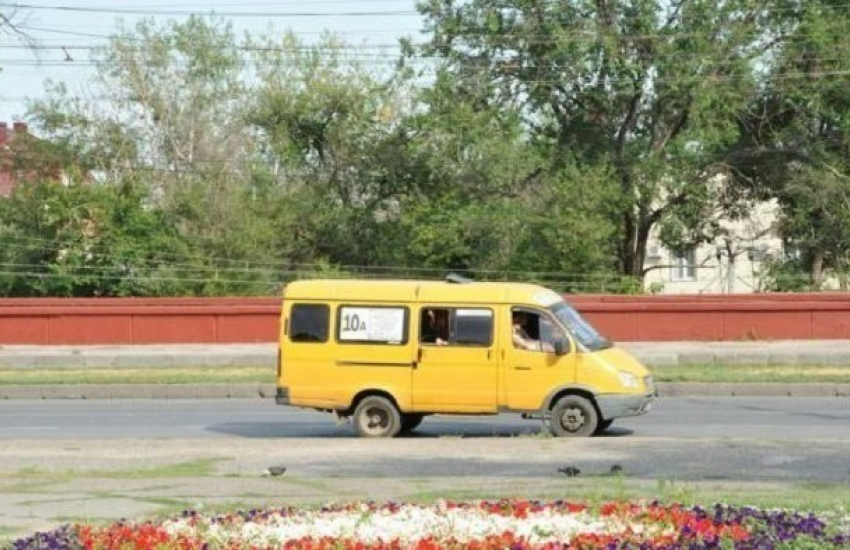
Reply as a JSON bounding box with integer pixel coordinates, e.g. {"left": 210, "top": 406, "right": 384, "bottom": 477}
{"left": 512, "top": 311, "right": 541, "bottom": 351}
{"left": 422, "top": 309, "right": 449, "bottom": 346}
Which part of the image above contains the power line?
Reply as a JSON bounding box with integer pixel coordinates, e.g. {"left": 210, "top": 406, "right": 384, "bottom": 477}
{"left": 3, "top": 57, "right": 850, "bottom": 86}
{"left": 13, "top": 23, "right": 421, "bottom": 39}
{"left": 4, "top": 2, "right": 418, "bottom": 17}
{"left": 0, "top": 42, "right": 411, "bottom": 50}
{"left": 8, "top": 0, "right": 850, "bottom": 17}
{"left": 0, "top": 235, "right": 674, "bottom": 281}
{"left": 11, "top": 22, "right": 850, "bottom": 44}
{"left": 134, "top": 0, "right": 416, "bottom": 6}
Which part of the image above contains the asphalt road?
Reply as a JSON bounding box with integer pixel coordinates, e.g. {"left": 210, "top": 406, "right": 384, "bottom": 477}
{"left": 4, "top": 396, "right": 850, "bottom": 540}
{"left": 3, "top": 396, "right": 850, "bottom": 439}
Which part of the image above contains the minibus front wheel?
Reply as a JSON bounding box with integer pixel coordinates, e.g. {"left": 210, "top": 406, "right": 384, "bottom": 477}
{"left": 353, "top": 395, "right": 403, "bottom": 438}
{"left": 549, "top": 395, "right": 599, "bottom": 437}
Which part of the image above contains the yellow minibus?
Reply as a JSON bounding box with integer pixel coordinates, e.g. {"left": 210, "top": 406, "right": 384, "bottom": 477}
{"left": 276, "top": 277, "right": 655, "bottom": 437}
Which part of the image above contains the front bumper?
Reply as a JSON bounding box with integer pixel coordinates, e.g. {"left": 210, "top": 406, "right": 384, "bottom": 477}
{"left": 597, "top": 393, "right": 655, "bottom": 420}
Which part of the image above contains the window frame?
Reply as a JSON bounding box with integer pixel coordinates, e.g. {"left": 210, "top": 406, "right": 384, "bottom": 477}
{"left": 671, "top": 247, "right": 698, "bottom": 281}
{"left": 288, "top": 303, "right": 331, "bottom": 344}
{"left": 334, "top": 304, "right": 410, "bottom": 346}
{"left": 419, "top": 306, "right": 494, "bottom": 347}
{"left": 511, "top": 306, "right": 570, "bottom": 355}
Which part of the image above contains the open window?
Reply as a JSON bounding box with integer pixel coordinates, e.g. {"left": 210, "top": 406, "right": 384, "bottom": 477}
{"left": 420, "top": 307, "right": 493, "bottom": 347}
{"left": 511, "top": 308, "right": 569, "bottom": 354}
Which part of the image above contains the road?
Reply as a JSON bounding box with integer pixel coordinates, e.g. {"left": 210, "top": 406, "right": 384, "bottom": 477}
{"left": 6, "top": 396, "right": 850, "bottom": 483}
{"left": 3, "top": 396, "right": 850, "bottom": 539}
{"left": 2, "top": 396, "right": 850, "bottom": 439}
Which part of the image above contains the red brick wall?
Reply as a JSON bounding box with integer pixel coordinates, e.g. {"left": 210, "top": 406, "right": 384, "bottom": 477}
{"left": 1, "top": 294, "right": 849, "bottom": 344}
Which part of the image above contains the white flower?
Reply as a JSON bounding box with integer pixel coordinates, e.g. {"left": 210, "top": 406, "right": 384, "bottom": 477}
{"left": 161, "top": 502, "right": 660, "bottom": 547}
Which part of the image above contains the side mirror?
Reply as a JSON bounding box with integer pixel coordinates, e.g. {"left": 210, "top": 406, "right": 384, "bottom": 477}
{"left": 552, "top": 339, "right": 569, "bottom": 356}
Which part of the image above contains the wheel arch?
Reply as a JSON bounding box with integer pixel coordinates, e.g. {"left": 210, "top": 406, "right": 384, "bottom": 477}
{"left": 343, "top": 389, "right": 400, "bottom": 416}
{"left": 543, "top": 385, "right": 602, "bottom": 418}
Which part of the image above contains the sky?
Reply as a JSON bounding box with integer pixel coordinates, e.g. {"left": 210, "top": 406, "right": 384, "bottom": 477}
{"left": 0, "top": 0, "right": 426, "bottom": 123}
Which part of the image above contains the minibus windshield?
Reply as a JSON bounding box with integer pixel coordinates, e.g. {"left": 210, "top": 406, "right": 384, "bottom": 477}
{"left": 548, "top": 302, "right": 612, "bottom": 351}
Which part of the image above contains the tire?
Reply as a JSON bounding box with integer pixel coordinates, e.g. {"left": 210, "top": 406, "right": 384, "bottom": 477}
{"left": 549, "top": 395, "right": 599, "bottom": 437}
{"left": 594, "top": 419, "right": 614, "bottom": 435}
{"left": 352, "top": 396, "right": 402, "bottom": 438}
{"left": 400, "top": 413, "right": 424, "bottom": 434}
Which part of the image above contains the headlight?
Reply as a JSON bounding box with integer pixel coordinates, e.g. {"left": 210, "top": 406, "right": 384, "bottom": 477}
{"left": 617, "top": 371, "right": 639, "bottom": 389}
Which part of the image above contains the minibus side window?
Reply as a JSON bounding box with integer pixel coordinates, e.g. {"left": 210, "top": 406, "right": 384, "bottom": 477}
{"left": 289, "top": 304, "right": 330, "bottom": 343}
{"left": 420, "top": 307, "right": 493, "bottom": 347}
{"left": 512, "top": 308, "right": 567, "bottom": 353}
{"left": 336, "top": 305, "right": 409, "bottom": 345}
{"left": 454, "top": 309, "right": 493, "bottom": 346}
{"left": 421, "top": 308, "right": 450, "bottom": 345}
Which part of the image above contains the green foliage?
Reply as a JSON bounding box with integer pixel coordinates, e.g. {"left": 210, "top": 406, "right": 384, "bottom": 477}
{"left": 415, "top": 0, "right": 771, "bottom": 277}
{"left": 0, "top": 179, "right": 188, "bottom": 296}
{"left": 758, "top": 257, "right": 813, "bottom": 293}
{"left": 7, "top": 3, "right": 850, "bottom": 296}
{"left": 733, "top": 1, "right": 850, "bottom": 287}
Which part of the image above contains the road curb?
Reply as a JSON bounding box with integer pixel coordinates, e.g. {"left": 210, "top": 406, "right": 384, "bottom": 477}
{"left": 0, "top": 384, "right": 277, "bottom": 400}
{"left": 1, "top": 382, "right": 849, "bottom": 400}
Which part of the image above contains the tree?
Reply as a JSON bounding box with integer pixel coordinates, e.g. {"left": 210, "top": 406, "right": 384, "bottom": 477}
{"left": 28, "top": 17, "right": 284, "bottom": 292}
{"left": 0, "top": 4, "right": 33, "bottom": 47}
{"left": 732, "top": 0, "right": 850, "bottom": 288}
{"left": 246, "top": 32, "right": 420, "bottom": 268}
{"left": 0, "top": 179, "right": 189, "bottom": 297}
{"left": 415, "top": 0, "right": 777, "bottom": 280}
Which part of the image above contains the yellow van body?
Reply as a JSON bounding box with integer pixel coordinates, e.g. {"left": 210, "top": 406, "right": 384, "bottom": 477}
{"left": 276, "top": 279, "right": 655, "bottom": 437}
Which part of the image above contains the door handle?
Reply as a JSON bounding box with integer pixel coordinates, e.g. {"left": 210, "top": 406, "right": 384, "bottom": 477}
{"left": 513, "top": 366, "right": 532, "bottom": 371}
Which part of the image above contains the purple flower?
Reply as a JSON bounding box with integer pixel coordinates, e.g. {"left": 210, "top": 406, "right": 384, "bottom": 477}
{"left": 10, "top": 525, "right": 80, "bottom": 550}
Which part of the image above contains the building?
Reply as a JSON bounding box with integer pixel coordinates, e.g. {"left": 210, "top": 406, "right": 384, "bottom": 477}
{"left": 0, "top": 122, "right": 29, "bottom": 196}
{"left": 643, "top": 200, "right": 786, "bottom": 294}
{"left": 0, "top": 121, "right": 68, "bottom": 197}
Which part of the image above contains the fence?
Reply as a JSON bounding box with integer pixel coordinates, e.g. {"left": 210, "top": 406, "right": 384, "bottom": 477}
{"left": 2, "top": 293, "right": 849, "bottom": 344}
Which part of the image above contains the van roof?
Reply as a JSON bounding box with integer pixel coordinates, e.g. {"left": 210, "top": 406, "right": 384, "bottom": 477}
{"left": 282, "top": 279, "right": 566, "bottom": 307}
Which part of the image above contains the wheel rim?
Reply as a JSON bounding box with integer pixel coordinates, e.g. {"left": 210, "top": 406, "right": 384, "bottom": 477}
{"left": 558, "top": 406, "right": 586, "bottom": 433}
{"left": 359, "top": 405, "right": 390, "bottom": 436}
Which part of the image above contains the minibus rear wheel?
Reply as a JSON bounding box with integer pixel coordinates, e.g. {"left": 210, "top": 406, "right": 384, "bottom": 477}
{"left": 549, "top": 395, "right": 598, "bottom": 437}
{"left": 353, "top": 395, "right": 402, "bottom": 438}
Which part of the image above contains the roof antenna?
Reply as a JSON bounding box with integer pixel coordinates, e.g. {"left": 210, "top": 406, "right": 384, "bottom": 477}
{"left": 446, "top": 272, "right": 473, "bottom": 284}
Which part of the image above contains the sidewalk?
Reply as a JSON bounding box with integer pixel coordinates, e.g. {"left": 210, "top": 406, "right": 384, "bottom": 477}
{"left": 4, "top": 340, "right": 850, "bottom": 368}
{"left": 2, "top": 340, "right": 850, "bottom": 399}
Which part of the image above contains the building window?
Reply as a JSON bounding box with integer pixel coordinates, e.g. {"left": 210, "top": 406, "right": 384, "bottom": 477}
{"left": 289, "top": 304, "right": 330, "bottom": 343}
{"left": 783, "top": 242, "right": 802, "bottom": 261}
{"left": 671, "top": 247, "right": 697, "bottom": 281}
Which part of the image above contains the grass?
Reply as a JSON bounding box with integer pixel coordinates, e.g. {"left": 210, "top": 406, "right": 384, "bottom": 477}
{"left": 8, "top": 459, "right": 225, "bottom": 482}
{"left": 0, "top": 366, "right": 270, "bottom": 385}
{"left": 2, "top": 363, "right": 850, "bottom": 385}
{"left": 649, "top": 363, "right": 850, "bottom": 383}
{"left": 404, "top": 476, "right": 850, "bottom": 512}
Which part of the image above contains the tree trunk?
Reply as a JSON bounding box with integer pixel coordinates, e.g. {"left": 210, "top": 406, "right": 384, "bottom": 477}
{"left": 810, "top": 250, "right": 825, "bottom": 290}
{"left": 620, "top": 213, "right": 650, "bottom": 280}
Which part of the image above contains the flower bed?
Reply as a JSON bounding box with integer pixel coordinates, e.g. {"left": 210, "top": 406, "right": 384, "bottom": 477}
{"left": 11, "top": 500, "right": 850, "bottom": 549}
